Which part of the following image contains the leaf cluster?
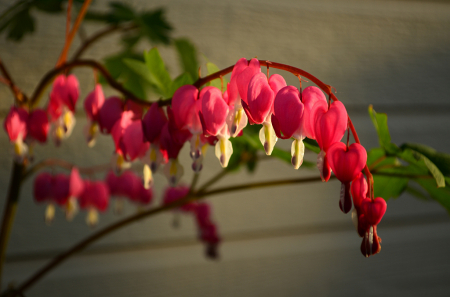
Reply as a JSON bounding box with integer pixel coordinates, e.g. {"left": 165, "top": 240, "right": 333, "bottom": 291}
{"left": 368, "top": 105, "right": 450, "bottom": 213}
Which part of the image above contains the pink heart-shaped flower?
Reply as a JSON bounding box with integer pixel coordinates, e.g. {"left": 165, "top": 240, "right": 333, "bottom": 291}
{"left": 272, "top": 86, "right": 304, "bottom": 139}
{"left": 200, "top": 86, "right": 229, "bottom": 136}
{"left": 311, "top": 101, "right": 347, "bottom": 152}
{"left": 351, "top": 172, "right": 368, "bottom": 211}
{"left": 301, "top": 86, "right": 327, "bottom": 139}
{"left": 27, "top": 109, "right": 49, "bottom": 143}
{"left": 361, "top": 197, "right": 387, "bottom": 226}
{"left": 172, "top": 85, "right": 199, "bottom": 131}
{"left": 142, "top": 103, "right": 167, "bottom": 143}
{"left": 327, "top": 142, "right": 367, "bottom": 183}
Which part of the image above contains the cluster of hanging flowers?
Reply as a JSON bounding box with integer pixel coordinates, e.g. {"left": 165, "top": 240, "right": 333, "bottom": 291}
{"left": 3, "top": 57, "right": 387, "bottom": 258}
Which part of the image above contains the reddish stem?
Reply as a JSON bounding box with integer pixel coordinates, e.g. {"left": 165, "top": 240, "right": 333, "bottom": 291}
{"left": 192, "top": 59, "right": 375, "bottom": 199}
{"left": 56, "top": 0, "right": 92, "bottom": 67}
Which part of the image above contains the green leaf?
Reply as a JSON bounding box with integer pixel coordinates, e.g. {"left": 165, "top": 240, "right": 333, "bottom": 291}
{"left": 174, "top": 38, "right": 199, "bottom": 81}
{"left": 401, "top": 143, "right": 450, "bottom": 176}
{"left": 399, "top": 148, "right": 445, "bottom": 188}
{"left": 405, "top": 184, "right": 431, "bottom": 201}
{"left": 206, "top": 62, "right": 228, "bottom": 91}
{"left": 109, "top": 2, "right": 135, "bottom": 22}
{"left": 100, "top": 52, "right": 150, "bottom": 100}
{"left": 368, "top": 105, "right": 399, "bottom": 154}
{"left": 144, "top": 48, "right": 173, "bottom": 98}
{"left": 139, "top": 9, "right": 172, "bottom": 44}
{"left": 373, "top": 174, "right": 408, "bottom": 200}
{"left": 3, "top": 8, "right": 35, "bottom": 41}
{"left": 415, "top": 178, "right": 450, "bottom": 214}
{"left": 170, "top": 73, "right": 193, "bottom": 97}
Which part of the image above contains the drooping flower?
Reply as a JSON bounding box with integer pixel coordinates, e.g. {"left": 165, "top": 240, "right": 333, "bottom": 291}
{"left": 66, "top": 168, "right": 84, "bottom": 220}
{"left": 83, "top": 84, "right": 105, "bottom": 147}
{"left": 226, "top": 58, "right": 260, "bottom": 137}
{"left": 27, "top": 109, "right": 49, "bottom": 144}
{"left": 311, "top": 100, "right": 348, "bottom": 182}
{"left": 98, "top": 97, "right": 124, "bottom": 134}
{"left": 360, "top": 197, "right": 386, "bottom": 257}
{"left": 199, "top": 86, "right": 233, "bottom": 168}
{"left": 350, "top": 172, "right": 368, "bottom": 236}
{"left": 301, "top": 86, "right": 328, "bottom": 140}
{"left": 78, "top": 180, "right": 109, "bottom": 227}
{"left": 47, "top": 75, "right": 79, "bottom": 145}
{"left": 142, "top": 103, "right": 169, "bottom": 172}
{"left": 272, "top": 86, "right": 305, "bottom": 168}
{"left": 245, "top": 73, "right": 286, "bottom": 155}
{"left": 327, "top": 142, "right": 367, "bottom": 214}
{"left": 4, "top": 106, "right": 28, "bottom": 161}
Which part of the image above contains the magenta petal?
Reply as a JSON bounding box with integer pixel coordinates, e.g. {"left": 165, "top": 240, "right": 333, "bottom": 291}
{"left": 4, "top": 106, "right": 28, "bottom": 142}
{"left": 160, "top": 123, "right": 183, "bottom": 159}
{"left": 142, "top": 103, "right": 168, "bottom": 143}
{"left": 65, "top": 75, "right": 80, "bottom": 111}
{"left": 361, "top": 197, "right": 387, "bottom": 226}
{"left": 98, "top": 97, "right": 124, "bottom": 134}
{"left": 111, "top": 111, "right": 134, "bottom": 155}
{"left": 301, "top": 86, "right": 328, "bottom": 139}
{"left": 273, "top": 86, "right": 304, "bottom": 139}
{"left": 122, "top": 120, "right": 147, "bottom": 161}
{"left": 79, "top": 181, "right": 110, "bottom": 211}
{"left": 237, "top": 58, "right": 261, "bottom": 104}
{"left": 268, "top": 74, "right": 287, "bottom": 95}
{"left": 328, "top": 142, "right": 367, "bottom": 183}
{"left": 33, "top": 172, "right": 53, "bottom": 202}
{"left": 312, "top": 101, "right": 348, "bottom": 152}
{"left": 27, "top": 109, "right": 49, "bottom": 143}
{"left": 201, "top": 86, "right": 228, "bottom": 136}
{"left": 172, "top": 85, "right": 198, "bottom": 129}
{"left": 247, "top": 73, "right": 275, "bottom": 124}
{"left": 69, "top": 167, "right": 84, "bottom": 198}
{"left": 230, "top": 58, "right": 249, "bottom": 82}
{"left": 52, "top": 174, "right": 70, "bottom": 206}
{"left": 351, "top": 172, "right": 368, "bottom": 211}
{"left": 84, "top": 84, "right": 105, "bottom": 122}
{"left": 271, "top": 114, "right": 291, "bottom": 139}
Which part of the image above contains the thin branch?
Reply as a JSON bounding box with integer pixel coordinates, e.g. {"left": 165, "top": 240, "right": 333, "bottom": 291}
{"left": 22, "top": 159, "right": 111, "bottom": 181}
{"left": 10, "top": 174, "right": 326, "bottom": 296}
{"left": 196, "top": 169, "right": 228, "bottom": 193}
{"left": 30, "top": 59, "right": 152, "bottom": 107}
{"left": 0, "top": 57, "right": 27, "bottom": 103}
{"left": 71, "top": 24, "right": 138, "bottom": 61}
{"left": 189, "top": 173, "right": 200, "bottom": 193}
{"left": 56, "top": 0, "right": 93, "bottom": 67}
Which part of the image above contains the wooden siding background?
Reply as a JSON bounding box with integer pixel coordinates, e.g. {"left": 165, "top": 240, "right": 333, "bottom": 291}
{"left": 1, "top": 0, "right": 450, "bottom": 296}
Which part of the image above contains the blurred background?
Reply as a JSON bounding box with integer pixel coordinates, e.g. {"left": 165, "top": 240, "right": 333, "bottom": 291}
{"left": 1, "top": 0, "right": 450, "bottom": 296}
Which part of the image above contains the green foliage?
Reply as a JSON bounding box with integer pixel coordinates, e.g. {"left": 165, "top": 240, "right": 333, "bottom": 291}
{"left": 205, "top": 62, "right": 229, "bottom": 91}
{"left": 174, "top": 38, "right": 199, "bottom": 81}
{"left": 368, "top": 106, "right": 450, "bottom": 211}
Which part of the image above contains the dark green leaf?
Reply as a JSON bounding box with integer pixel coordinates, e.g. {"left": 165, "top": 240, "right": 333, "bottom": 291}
{"left": 174, "top": 38, "right": 199, "bottom": 81}
{"left": 139, "top": 9, "right": 172, "bottom": 44}
{"left": 401, "top": 143, "right": 450, "bottom": 176}
{"left": 144, "top": 48, "right": 173, "bottom": 98}
{"left": 373, "top": 174, "right": 408, "bottom": 200}
{"left": 4, "top": 8, "right": 35, "bottom": 41}
{"left": 368, "top": 105, "right": 400, "bottom": 154}
{"left": 398, "top": 148, "right": 445, "bottom": 188}
{"left": 170, "top": 73, "right": 193, "bottom": 96}
{"left": 415, "top": 178, "right": 450, "bottom": 214}
{"left": 205, "top": 62, "right": 228, "bottom": 91}
{"left": 109, "top": 2, "right": 135, "bottom": 22}
{"left": 33, "top": 0, "right": 64, "bottom": 13}
{"left": 405, "top": 184, "right": 432, "bottom": 201}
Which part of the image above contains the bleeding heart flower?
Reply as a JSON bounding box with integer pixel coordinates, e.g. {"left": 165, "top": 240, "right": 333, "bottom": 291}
{"left": 311, "top": 100, "right": 348, "bottom": 182}
{"left": 271, "top": 86, "right": 306, "bottom": 168}
{"left": 351, "top": 172, "right": 368, "bottom": 213}
{"left": 328, "top": 142, "right": 367, "bottom": 214}
{"left": 226, "top": 58, "right": 260, "bottom": 137}
{"left": 27, "top": 109, "right": 49, "bottom": 144}
{"left": 244, "top": 73, "right": 286, "bottom": 155}
{"left": 142, "top": 103, "right": 168, "bottom": 143}
{"left": 4, "top": 106, "right": 29, "bottom": 161}
{"left": 172, "top": 85, "right": 201, "bottom": 133}
{"left": 83, "top": 84, "right": 105, "bottom": 147}
{"left": 50, "top": 74, "right": 79, "bottom": 112}
{"left": 361, "top": 197, "right": 387, "bottom": 226}
{"left": 163, "top": 186, "right": 194, "bottom": 212}
{"left": 78, "top": 180, "right": 110, "bottom": 227}
{"left": 301, "top": 86, "right": 328, "bottom": 140}
{"left": 98, "top": 97, "right": 124, "bottom": 134}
